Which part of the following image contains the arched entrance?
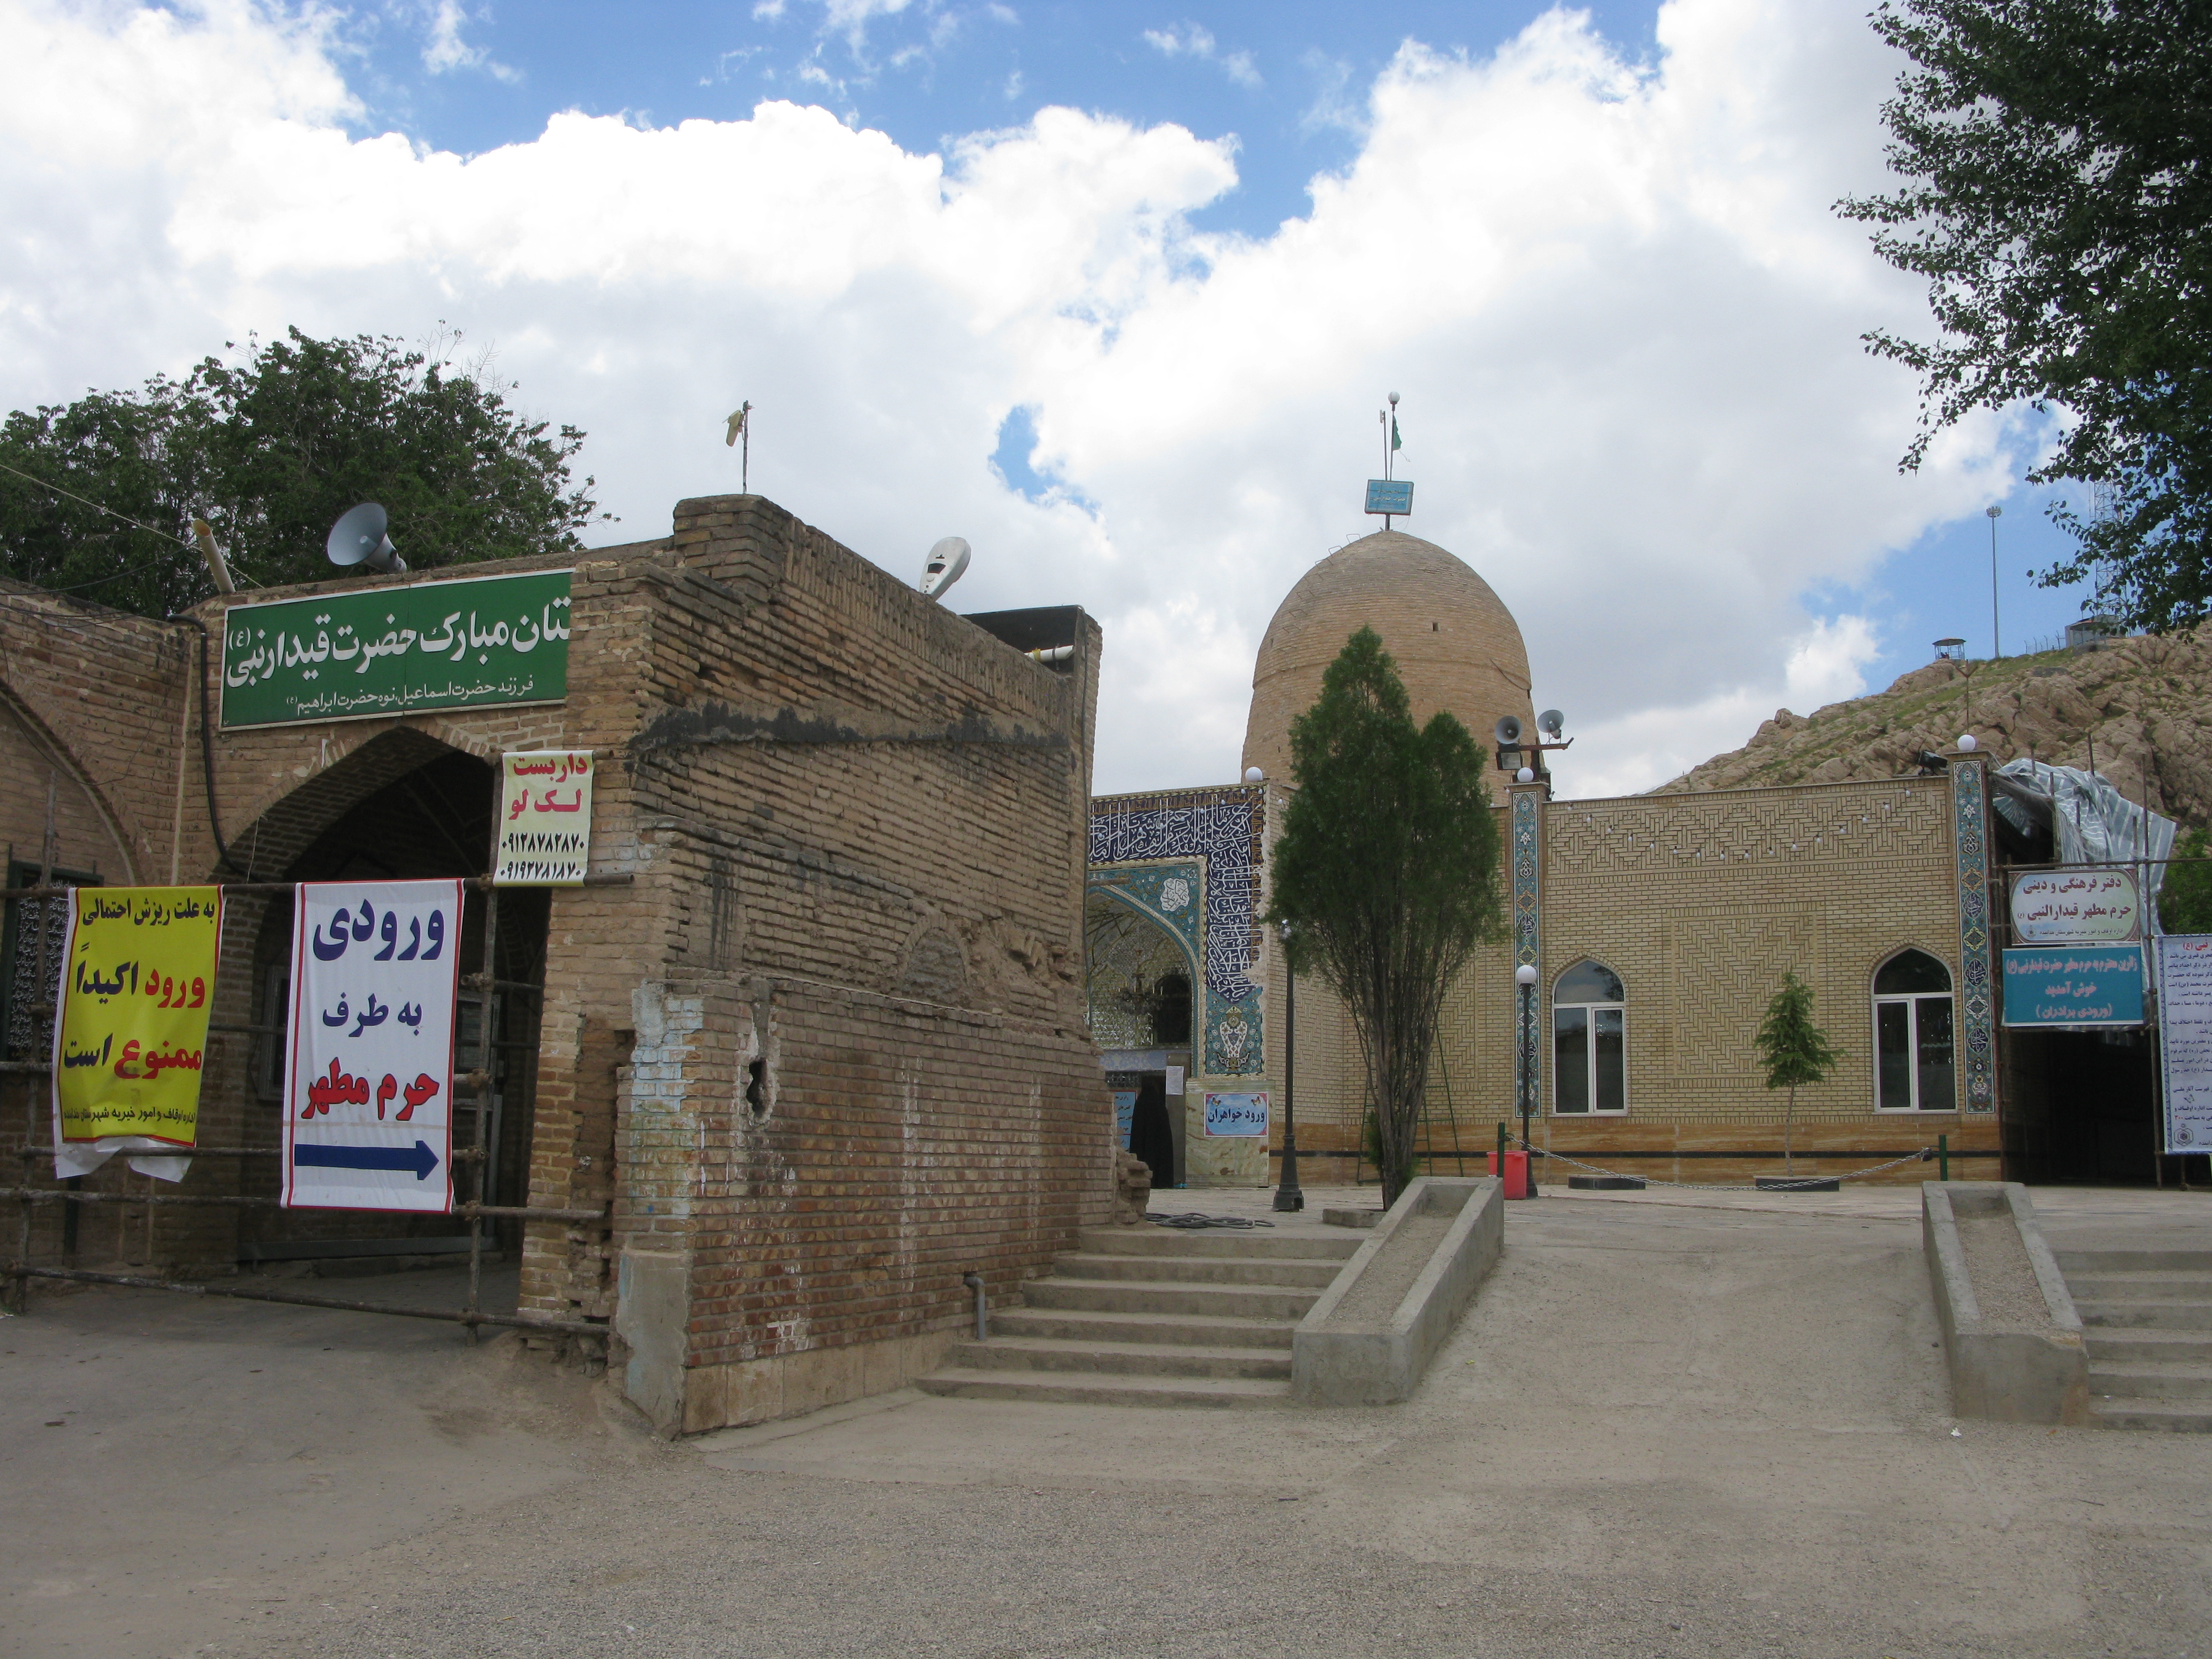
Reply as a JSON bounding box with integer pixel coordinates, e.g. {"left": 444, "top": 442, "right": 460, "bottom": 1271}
{"left": 1085, "top": 888, "right": 1197, "bottom": 1189}
{"left": 212, "top": 729, "right": 551, "bottom": 1268}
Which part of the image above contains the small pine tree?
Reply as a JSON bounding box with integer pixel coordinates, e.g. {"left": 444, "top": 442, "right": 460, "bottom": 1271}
{"left": 1755, "top": 971, "right": 1839, "bottom": 1177}
{"left": 2162, "top": 828, "right": 2212, "bottom": 935}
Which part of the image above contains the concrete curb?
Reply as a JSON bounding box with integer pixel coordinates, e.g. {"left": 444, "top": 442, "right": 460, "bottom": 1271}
{"left": 1923, "top": 1181, "right": 2090, "bottom": 1424}
{"left": 1291, "top": 1177, "right": 1502, "bottom": 1406}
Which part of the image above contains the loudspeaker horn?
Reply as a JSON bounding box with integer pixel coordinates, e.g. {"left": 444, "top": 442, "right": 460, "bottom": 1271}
{"left": 921, "top": 536, "right": 970, "bottom": 600}
{"left": 326, "top": 503, "right": 406, "bottom": 575}
{"left": 1538, "top": 708, "right": 1565, "bottom": 739}
{"left": 1493, "top": 714, "right": 1523, "bottom": 747}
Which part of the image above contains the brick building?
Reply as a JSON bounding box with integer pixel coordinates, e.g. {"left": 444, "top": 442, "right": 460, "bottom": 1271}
{"left": 1090, "top": 526, "right": 2011, "bottom": 1190}
{"left": 2, "top": 493, "right": 1114, "bottom": 1433}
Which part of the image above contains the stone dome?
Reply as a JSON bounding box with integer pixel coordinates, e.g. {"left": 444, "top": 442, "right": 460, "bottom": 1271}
{"left": 1241, "top": 529, "right": 1535, "bottom": 786}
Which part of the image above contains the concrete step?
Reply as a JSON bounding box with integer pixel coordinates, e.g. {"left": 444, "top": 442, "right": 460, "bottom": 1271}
{"left": 1051, "top": 1251, "right": 1343, "bottom": 1288}
{"left": 2089, "top": 1398, "right": 2212, "bottom": 1433}
{"left": 946, "top": 1335, "right": 1290, "bottom": 1380}
{"left": 993, "top": 1306, "right": 1296, "bottom": 1350}
{"left": 2077, "top": 1300, "right": 2212, "bottom": 1330}
{"left": 1079, "top": 1226, "right": 1361, "bottom": 1261}
{"left": 2064, "top": 1271, "right": 2212, "bottom": 1298}
{"left": 2089, "top": 1361, "right": 2212, "bottom": 1401}
{"left": 915, "top": 1367, "right": 1288, "bottom": 1408}
{"left": 2060, "top": 1250, "right": 2212, "bottom": 1275}
{"left": 2083, "top": 1328, "right": 2212, "bottom": 1363}
{"left": 1020, "top": 1276, "right": 1321, "bottom": 1321}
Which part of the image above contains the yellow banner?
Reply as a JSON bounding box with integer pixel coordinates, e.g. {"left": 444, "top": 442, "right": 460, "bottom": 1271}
{"left": 51, "top": 887, "right": 224, "bottom": 1145}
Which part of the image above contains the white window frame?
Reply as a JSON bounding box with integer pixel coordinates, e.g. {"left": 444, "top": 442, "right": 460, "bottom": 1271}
{"left": 1551, "top": 962, "right": 1627, "bottom": 1117}
{"left": 1871, "top": 951, "right": 1957, "bottom": 1114}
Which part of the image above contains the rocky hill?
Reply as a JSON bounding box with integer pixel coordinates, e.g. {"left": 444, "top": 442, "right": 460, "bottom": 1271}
{"left": 1658, "top": 634, "right": 2212, "bottom": 826}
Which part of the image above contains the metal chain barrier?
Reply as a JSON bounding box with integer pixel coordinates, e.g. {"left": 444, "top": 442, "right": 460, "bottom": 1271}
{"left": 1145, "top": 1212, "right": 1278, "bottom": 1229}
{"left": 1530, "top": 1144, "right": 1938, "bottom": 1193}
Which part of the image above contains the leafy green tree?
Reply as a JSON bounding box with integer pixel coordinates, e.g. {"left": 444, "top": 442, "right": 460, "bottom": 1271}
{"left": 1837, "top": 0, "right": 2212, "bottom": 631}
{"left": 1264, "top": 627, "right": 1504, "bottom": 1210}
{"left": 1755, "top": 971, "right": 1840, "bottom": 1177}
{"left": 0, "top": 327, "right": 604, "bottom": 617}
{"left": 2162, "top": 828, "right": 2212, "bottom": 933}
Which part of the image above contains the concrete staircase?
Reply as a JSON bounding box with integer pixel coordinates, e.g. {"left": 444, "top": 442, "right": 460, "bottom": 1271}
{"left": 917, "top": 1224, "right": 1361, "bottom": 1407}
{"left": 2061, "top": 1249, "right": 2212, "bottom": 1432}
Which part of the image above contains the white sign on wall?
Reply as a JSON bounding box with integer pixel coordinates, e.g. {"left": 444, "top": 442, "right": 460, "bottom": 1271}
{"left": 494, "top": 750, "right": 594, "bottom": 885}
{"left": 284, "top": 880, "right": 463, "bottom": 1212}
{"left": 1203, "top": 1092, "right": 1269, "bottom": 1137}
{"left": 2011, "top": 868, "right": 2142, "bottom": 943}
{"left": 2158, "top": 935, "right": 2212, "bottom": 1154}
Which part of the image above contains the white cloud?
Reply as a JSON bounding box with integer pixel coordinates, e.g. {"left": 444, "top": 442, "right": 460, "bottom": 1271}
{"left": 0, "top": 0, "right": 2028, "bottom": 799}
{"left": 420, "top": 1, "right": 519, "bottom": 84}
{"left": 1142, "top": 22, "right": 1261, "bottom": 88}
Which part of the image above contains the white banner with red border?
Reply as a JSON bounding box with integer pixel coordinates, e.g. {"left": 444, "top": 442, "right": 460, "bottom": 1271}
{"left": 283, "top": 879, "right": 462, "bottom": 1212}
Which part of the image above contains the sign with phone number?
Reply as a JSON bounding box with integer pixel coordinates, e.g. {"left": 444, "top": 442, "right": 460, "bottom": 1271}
{"left": 1203, "top": 1092, "right": 1270, "bottom": 1137}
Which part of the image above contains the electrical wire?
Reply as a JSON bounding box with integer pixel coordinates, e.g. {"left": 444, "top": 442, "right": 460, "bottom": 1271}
{"left": 0, "top": 456, "right": 195, "bottom": 550}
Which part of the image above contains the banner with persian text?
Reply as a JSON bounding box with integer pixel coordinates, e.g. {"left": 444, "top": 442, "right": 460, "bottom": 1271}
{"left": 2158, "top": 935, "right": 2212, "bottom": 1153}
{"left": 50, "top": 886, "right": 223, "bottom": 1181}
{"left": 220, "top": 568, "right": 570, "bottom": 728}
{"left": 2000, "top": 945, "right": 2146, "bottom": 1028}
{"left": 494, "top": 750, "right": 594, "bottom": 885}
{"left": 284, "top": 880, "right": 462, "bottom": 1212}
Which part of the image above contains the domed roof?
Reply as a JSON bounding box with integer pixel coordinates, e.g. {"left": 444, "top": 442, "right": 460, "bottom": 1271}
{"left": 1241, "top": 529, "right": 1534, "bottom": 786}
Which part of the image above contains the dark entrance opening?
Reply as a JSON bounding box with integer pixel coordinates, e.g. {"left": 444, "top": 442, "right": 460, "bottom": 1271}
{"left": 2005, "top": 1026, "right": 2159, "bottom": 1184}
{"left": 237, "top": 745, "right": 550, "bottom": 1264}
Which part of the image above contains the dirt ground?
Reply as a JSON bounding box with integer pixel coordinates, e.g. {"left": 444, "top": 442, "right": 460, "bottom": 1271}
{"left": 6, "top": 1186, "right": 2211, "bottom": 1659}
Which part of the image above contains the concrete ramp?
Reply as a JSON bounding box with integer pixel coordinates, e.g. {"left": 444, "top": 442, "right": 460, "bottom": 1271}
{"left": 1292, "top": 1177, "right": 1503, "bottom": 1405}
{"left": 1922, "top": 1181, "right": 2089, "bottom": 1423}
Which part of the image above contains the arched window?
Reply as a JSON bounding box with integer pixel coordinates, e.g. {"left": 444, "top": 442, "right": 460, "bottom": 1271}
{"left": 1553, "top": 959, "right": 1626, "bottom": 1114}
{"left": 1874, "top": 949, "right": 1955, "bottom": 1112}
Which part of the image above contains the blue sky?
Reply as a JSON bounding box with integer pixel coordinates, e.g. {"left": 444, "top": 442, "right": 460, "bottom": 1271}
{"left": 1, "top": 0, "right": 2104, "bottom": 792}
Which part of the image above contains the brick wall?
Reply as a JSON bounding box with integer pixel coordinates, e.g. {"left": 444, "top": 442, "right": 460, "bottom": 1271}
{"left": 0, "top": 499, "right": 1114, "bottom": 1433}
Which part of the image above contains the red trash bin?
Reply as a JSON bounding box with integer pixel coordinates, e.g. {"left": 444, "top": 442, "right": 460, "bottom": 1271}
{"left": 1487, "top": 1149, "right": 1533, "bottom": 1198}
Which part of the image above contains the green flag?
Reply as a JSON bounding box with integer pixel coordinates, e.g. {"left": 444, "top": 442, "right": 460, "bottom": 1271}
{"left": 1391, "top": 416, "right": 1402, "bottom": 452}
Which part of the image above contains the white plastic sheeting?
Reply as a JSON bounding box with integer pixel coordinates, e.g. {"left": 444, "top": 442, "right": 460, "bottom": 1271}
{"left": 1992, "top": 759, "right": 2178, "bottom": 930}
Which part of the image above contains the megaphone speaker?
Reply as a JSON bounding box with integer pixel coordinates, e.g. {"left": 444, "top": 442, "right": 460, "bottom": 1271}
{"left": 326, "top": 503, "right": 406, "bottom": 575}
{"left": 1494, "top": 715, "right": 1523, "bottom": 747}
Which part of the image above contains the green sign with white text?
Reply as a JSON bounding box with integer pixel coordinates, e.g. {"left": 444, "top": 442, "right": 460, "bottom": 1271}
{"left": 220, "top": 569, "right": 571, "bottom": 728}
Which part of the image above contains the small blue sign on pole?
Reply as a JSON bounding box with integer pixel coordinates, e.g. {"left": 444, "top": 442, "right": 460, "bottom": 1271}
{"left": 2001, "top": 945, "right": 2146, "bottom": 1028}
{"left": 1364, "top": 479, "right": 1413, "bottom": 516}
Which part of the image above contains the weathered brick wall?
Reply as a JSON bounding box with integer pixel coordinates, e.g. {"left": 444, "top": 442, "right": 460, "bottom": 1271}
{"left": 2, "top": 498, "right": 1114, "bottom": 1432}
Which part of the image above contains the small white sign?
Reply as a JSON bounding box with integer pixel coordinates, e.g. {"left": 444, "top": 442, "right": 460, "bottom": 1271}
{"left": 2011, "top": 867, "right": 2141, "bottom": 943}
{"left": 495, "top": 750, "right": 594, "bottom": 885}
{"left": 1165, "top": 1065, "right": 1184, "bottom": 1096}
{"left": 2160, "top": 935, "right": 2212, "bottom": 1153}
{"left": 1204, "top": 1092, "right": 1269, "bottom": 1137}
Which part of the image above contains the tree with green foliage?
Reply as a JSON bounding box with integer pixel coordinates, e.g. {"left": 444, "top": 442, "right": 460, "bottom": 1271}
{"left": 0, "top": 327, "right": 604, "bottom": 617}
{"left": 1264, "top": 627, "right": 1504, "bottom": 1209}
{"left": 1837, "top": 0, "right": 2212, "bottom": 632}
{"left": 2162, "top": 828, "right": 2212, "bottom": 933}
{"left": 1755, "top": 971, "right": 1840, "bottom": 1177}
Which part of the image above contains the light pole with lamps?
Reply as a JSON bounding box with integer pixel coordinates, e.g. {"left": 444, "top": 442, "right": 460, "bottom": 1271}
{"left": 1515, "top": 962, "right": 1538, "bottom": 1194}
{"left": 1986, "top": 504, "right": 2004, "bottom": 658}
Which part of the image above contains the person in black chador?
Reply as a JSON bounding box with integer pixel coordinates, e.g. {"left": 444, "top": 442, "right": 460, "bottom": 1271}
{"left": 1128, "top": 1076, "right": 1175, "bottom": 1191}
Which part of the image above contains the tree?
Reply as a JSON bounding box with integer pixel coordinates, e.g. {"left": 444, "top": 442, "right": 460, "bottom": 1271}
{"left": 1837, "top": 0, "right": 2212, "bottom": 632}
{"left": 2162, "top": 827, "right": 2212, "bottom": 933}
{"left": 1755, "top": 971, "right": 1840, "bottom": 1178}
{"left": 1264, "top": 627, "right": 1504, "bottom": 1209}
{"left": 0, "top": 327, "right": 604, "bottom": 617}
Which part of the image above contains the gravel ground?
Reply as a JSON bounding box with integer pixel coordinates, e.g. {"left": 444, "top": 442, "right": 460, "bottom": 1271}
{"left": 8, "top": 1193, "right": 2211, "bottom": 1659}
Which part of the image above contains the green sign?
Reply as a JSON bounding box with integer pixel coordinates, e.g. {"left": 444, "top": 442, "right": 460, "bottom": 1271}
{"left": 220, "top": 569, "right": 570, "bottom": 728}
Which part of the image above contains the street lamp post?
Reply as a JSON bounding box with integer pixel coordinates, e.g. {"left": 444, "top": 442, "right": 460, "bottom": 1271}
{"left": 1274, "top": 919, "right": 1303, "bottom": 1212}
{"left": 1986, "top": 504, "right": 2004, "bottom": 658}
{"left": 1515, "top": 962, "right": 1538, "bottom": 1193}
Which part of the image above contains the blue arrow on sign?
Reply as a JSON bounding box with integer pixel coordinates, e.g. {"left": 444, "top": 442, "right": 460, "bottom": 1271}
{"left": 293, "top": 1140, "right": 441, "bottom": 1181}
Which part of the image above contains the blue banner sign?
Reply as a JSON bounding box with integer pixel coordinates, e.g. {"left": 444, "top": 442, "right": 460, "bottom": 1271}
{"left": 1364, "top": 479, "right": 1413, "bottom": 515}
{"left": 1203, "top": 1091, "right": 1270, "bottom": 1137}
{"left": 2001, "top": 945, "right": 2145, "bottom": 1028}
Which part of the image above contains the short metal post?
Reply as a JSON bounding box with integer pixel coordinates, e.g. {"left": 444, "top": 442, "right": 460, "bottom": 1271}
{"left": 962, "top": 1271, "right": 987, "bottom": 1340}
